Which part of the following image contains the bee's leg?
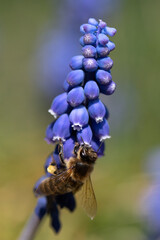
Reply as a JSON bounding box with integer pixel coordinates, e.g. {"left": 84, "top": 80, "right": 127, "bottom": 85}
{"left": 74, "top": 142, "right": 80, "bottom": 156}
{"left": 58, "top": 139, "right": 66, "bottom": 168}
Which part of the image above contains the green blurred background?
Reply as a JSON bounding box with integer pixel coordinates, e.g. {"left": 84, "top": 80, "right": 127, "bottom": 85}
{"left": 0, "top": 0, "right": 160, "bottom": 239}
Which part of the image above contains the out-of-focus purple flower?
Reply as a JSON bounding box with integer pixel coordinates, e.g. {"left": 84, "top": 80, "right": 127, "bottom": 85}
{"left": 96, "top": 69, "right": 112, "bottom": 85}
{"left": 84, "top": 80, "right": 99, "bottom": 100}
{"left": 69, "top": 105, "right": 89, "bottom": 131}
{"left": 35, "top": 197, "right": 47, "bottom": 220}
{"left": 52, "top": 114, "right": 71, "bottom": 141}
{"left": 67, "top": 86, "right": 85, "bottom": 107}
{"left": 69, "top": 55, "right": 84, "bottom": 70}
{"left": 88, "top": 99, "right": 106, "bottom": 123}
{"left": 77, "top": 124, "right": 93, "bottom": 145}
{"left": 91, "top": 118, "right": 110, "bottom": 141}
{"left": 66, "top": 70, "right": 84, "bottom": 86}
{"left": 99, "top": 80, "right": 116, "bottom": 95}
{"left": 48, "top": 93, "right": 70, "bottom": 118}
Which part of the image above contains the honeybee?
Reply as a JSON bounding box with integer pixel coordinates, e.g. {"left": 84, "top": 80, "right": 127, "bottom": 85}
{"left": 35, "top": 140, "right": 98, "bottom": 219}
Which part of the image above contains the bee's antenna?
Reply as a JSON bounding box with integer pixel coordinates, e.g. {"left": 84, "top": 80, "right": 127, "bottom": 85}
{"left": 81, "top": 137, "right": 85, "bottom": 145}
{"left": 96, "top": 141, "right": 103, "bottom": 153}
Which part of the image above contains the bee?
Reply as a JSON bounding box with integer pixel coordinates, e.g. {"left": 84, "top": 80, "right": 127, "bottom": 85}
{"left": 35, "top": 139, "right": 99, "bottom": 219}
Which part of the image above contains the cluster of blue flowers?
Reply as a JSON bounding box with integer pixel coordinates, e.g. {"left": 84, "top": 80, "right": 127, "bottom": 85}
{"left": 34, "top": 18, "right": 116, "bottom": 233}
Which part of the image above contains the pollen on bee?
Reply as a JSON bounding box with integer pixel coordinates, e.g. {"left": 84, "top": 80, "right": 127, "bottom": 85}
{"left": 47, "top": 165, "right": 57, "bottom": 175}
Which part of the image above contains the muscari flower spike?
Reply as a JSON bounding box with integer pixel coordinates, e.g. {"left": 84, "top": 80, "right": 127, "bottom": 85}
{"left": 34, "top": 18, "right": 117, "bottom": 233}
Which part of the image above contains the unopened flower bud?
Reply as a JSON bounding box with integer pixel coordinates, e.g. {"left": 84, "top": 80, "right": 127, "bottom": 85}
{"left": 98, "top": 33, "right": 109, "bottom": 46}
{"left": 88, "top": 18, "right": 98, "bottom": 26}
{"left": 84, "top": 81, "right": 99, "bottom": 100}
{"left": 88, "top": 99, "right": 106, "bottom": 123}
{"left": 66, "top": 70, "right": 84, "bottom": 86}
{"left": 106, "top": 41, "right": 115, "bottom": 51}
{"left": 67, "top": 87, "right": 85, "bottom": 107}
{"left": 69, "top": 105, "right": 89, "bottom": 131}
{"left": 99, "top": 81, "right": 116, "bottom": 95}
{"left": 83, "top": 58, "right": 98, "bottom": 72}
{"left": 80, "top": 24, "right": 97, "bottom": 34}
{"left": 97, "top": 57, "right": 113, "bottom": 71}
{"left": 99, "top": 20, "right": 107, "bottom": 29}
{"left": 96, "top": 45, "right": 110, "bottom": 58}
{"left": 82, "top": 45, "right": 96, "bottom": 58}
{"left": 69, "top": 55, "right": 84, "bottom": 70}
{"left": 83, "top": 33, "right": 96, "bottom": 45}
{"left": 103, "top": 26, "right": 117, "bottom": 36}
{"left": 96, "top": 69, "right": 112, "bottom": 85}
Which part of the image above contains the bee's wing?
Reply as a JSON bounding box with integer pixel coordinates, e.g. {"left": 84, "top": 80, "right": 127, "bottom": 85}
{"left": 76, "top": 175, "right": 97, "bottom": 220}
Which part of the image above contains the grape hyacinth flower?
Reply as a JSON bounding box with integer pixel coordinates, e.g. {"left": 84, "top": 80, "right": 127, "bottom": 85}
{"left": 34, "top": 18, "right": 117, "bottom": 234}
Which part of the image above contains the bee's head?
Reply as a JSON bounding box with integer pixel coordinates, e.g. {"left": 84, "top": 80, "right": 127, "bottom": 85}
{"left": 79, "top": 144, "right": 98, "bottom": 163}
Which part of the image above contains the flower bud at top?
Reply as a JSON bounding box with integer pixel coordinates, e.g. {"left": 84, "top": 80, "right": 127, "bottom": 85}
{"left": 69, "top": 105, "right": 89, "bottom": 131}
{"left": 66, "top": 70, "right": 84, "bottom": 86}
{"left": 67, "top": 86, "right": 85, "bottom": 107}
{"left": 84, "top": 80, "right": 99, "bottom": 100}
{"left": 83, "top": 33, "right": 96, "bottom": 45}
{"left": 82, "top": 45, "right": 96, "bottom": 58}
{"left": 99, "top": 81, "right": 116, "bottom": 95}
{"left": 88, "top": 99, "right": 106, "bottom": 123}
{"left": 88, "top": 18, "right": 98, "bottom": 26}
{"left": 77, "top": 124, "right": 93, "bottom": 145}
{"left": 103, "top": 26, "right": 117, "bottom": 36}
{"left": 80, "top": 24, "right": 97, "bottom": 34}
{"left": 96, "top": 69, "right": 112, "bottom": 85}
{"left": 45, "top": 122, "right": 54, "bottom": 144}
{"left": 83, "top": 58, "right": 98, "bottom": 72}
{"left": 69, "top": 55, "right": 84, "bottom": 70}
{"left": 91, "top": 118, "right": 110, "bottom": 141}
{"left": 97, "top": 57, "right": 113, "bottom": 71}
{"left": 52, "top": 114, "right": 71, "bottom": 142}
{"left": 91, "top": 137, "right": 105, "bottom": 157}
{"left": 48, "top": 93, "right": 69, "bottom": 118}
{"left": 96, "top": 45, "right": 110, "bottom": 58}
{"left": 98, "top": 33, "right": 109, "bottom": 46}
{"left": 106, "top": 41, "right": 115, "bottom": 51}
